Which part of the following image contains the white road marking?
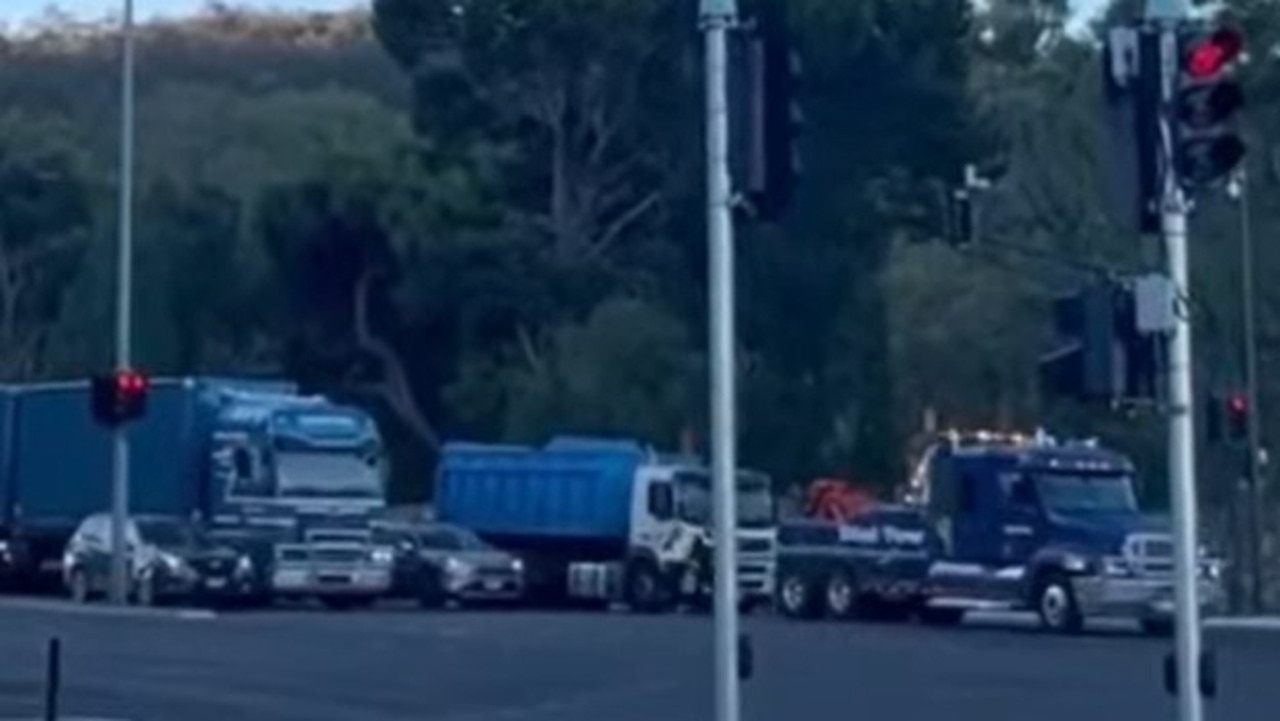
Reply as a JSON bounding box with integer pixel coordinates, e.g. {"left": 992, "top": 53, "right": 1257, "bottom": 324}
{"left": 0, "top": 596, "right": 217, "bottom": 620}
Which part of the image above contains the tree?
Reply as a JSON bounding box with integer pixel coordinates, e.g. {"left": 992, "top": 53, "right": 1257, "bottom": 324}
{"left": 0, "top": 109, "right": 92, "bottom": 380}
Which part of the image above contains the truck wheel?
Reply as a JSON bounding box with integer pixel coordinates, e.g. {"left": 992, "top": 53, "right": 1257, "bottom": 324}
{"left": 823, "top": 570, "right": 860, "bottom": 619}
{"left": 777, "top": 570, "right": 820, "bottom": 619}
{"left": 68, "top": 568, "right": 90, "bottom": 604}
{"left": 1034, "top": 571, "right": 1083, "bottom": 634}
{"left": 625, "top": 561, "right": 668, "bottom": 613}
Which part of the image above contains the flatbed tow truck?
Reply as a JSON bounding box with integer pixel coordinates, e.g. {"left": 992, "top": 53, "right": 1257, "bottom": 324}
{"left": 774, "top": 430, "right": 1224, "bottom": 635}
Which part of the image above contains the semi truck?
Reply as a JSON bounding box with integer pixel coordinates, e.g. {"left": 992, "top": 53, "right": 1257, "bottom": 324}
{"left": 774, "top": 430, "right": 1225, "bottom": 635}
{"left": 434, "top": 436, "right": 778, "bottom": 612}
{"left": 0, "top": 377, "right": 394, "bottom": 606}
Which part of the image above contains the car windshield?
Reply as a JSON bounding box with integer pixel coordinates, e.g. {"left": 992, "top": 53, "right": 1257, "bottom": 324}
{"left": 1034, "top": 472, "right": 1138, "bottom": 513}
{"left": 138, "top": 520, "right": 204, "bottom": 549}
{"left": 275, "top": 450, "right": 383, "bottom": 499}
{"left": 674, "top": 470, "right": 775, "bottom": 526}
{"left": 421, "top": 527, "right": 490, "bottom": 551}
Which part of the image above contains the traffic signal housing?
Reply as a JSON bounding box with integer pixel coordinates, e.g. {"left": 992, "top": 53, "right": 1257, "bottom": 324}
{"left": 1226, "top": 393, "right": 1249, "bottom": 440}
{"left": 1174, "top": 22, "right": 1246, "bottom": 189}
{"left": 90, "top": 370, "right": 150, "bottom": 428}
{"left": 730, "top": 0, "right": 802, "bottom": 222}
{"left": 1038, "top": 282, "right": 1123, "bottom": 403}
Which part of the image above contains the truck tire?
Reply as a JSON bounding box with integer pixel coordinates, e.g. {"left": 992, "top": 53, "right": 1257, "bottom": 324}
{"left": 1034, "top": 571, "right": 1083, "bottom": 634}
{"left": 823, "top": 569, "right": 860, "bottom": 619}
{"left": 776, "top": 569, "right": 820, "bottom": 619}
{"left": 625, "top": 560, "right": 670, "bottom": 613}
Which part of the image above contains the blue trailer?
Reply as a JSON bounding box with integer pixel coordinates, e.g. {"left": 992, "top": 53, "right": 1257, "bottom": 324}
{"left": 436, "top": 436, "right": 779, "bottom": 612}
{"left": 0, "top": 376, "right": 394, "bottom": 604}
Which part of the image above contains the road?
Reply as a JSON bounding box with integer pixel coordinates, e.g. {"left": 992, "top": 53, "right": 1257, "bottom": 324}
{"left": 0, "top": 601, "right": 1277, "bottom": 721}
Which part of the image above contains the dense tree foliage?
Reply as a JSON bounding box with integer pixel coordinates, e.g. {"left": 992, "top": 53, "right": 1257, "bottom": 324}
{"left": 4, "top": 1, "right": 1280, "bottom": 552}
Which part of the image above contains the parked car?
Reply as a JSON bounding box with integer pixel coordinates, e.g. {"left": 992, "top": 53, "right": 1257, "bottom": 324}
{"left": 62, "top": 513, "right": 257, "bottom": 606}
{"left": 376, "top": 521, "right": 525, "bottom": 608}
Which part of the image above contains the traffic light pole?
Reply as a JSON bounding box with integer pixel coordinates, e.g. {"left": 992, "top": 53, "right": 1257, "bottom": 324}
{"left": 700, "top": 2, "right": 741, "bottom": 721}
{"left": 109, "top": 0, "right": 137, "bottom": 607}
{"left": 1155, "top": 12, "right": 1204, "bottom": 720}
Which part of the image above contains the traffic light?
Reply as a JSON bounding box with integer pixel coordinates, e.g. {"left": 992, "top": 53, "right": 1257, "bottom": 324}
{"left": 1038, "top": 281, "right": 1123, "bottom": 403}
{"left": 1174, "top": 22, "right": 1246, "bottom": 188}
{"left": 732, "top": 0, "right": 802, "bottom": 222}
{"left": 90, "top": 370, "right": 149, "bottom": 428}
{"left": 1226, "top": 393, "right": 1249, "bottom": 440}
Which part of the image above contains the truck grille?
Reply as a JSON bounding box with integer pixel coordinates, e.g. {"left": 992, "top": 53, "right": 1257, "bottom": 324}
{"left": 311, "top": 547, "right": 366, "bottom": 564}
{"left": 738, "top": 538, "right": 773, "bottom": 554}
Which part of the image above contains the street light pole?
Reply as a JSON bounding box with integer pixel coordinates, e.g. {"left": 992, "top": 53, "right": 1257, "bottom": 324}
{"left": 699, "top": 2, "right": 741, "bottom": 721}
{"left": 108, "top": 0, "right": 137, "bottom": 606}
{"left": 1231, "top": 168, "right": 1264, "bottom": 614}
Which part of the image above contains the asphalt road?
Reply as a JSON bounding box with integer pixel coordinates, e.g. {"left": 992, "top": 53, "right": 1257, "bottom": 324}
{"left": 0, "top": 601, "right": 1277, "bottom": 721}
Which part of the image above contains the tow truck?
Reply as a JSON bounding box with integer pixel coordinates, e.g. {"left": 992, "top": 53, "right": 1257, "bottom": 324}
{"left": 774, "top": 430, "right": 1224, "bottom": 635}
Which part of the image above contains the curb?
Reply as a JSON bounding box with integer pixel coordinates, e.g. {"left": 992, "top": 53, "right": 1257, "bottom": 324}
{"left": 0, "top": 596, "right": 216, "bottom": 620}
{"left": 1204, "top": 616, "right": 1280, "bottom": 631}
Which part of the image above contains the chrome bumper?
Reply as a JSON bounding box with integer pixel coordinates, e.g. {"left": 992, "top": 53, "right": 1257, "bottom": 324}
{"left": 1072, "top": 574, "right": 1224, "bottom": 620}
{"left": 272, "top": 565, "right": 392, "bottom": 596}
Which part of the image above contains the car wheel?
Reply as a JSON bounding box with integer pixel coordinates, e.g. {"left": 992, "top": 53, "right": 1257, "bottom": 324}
{"left": 1035, "top": 572, "right": 1083, "bottom": 634}
{"left": 68, "top": 568, "right": 90, "bottom": 604}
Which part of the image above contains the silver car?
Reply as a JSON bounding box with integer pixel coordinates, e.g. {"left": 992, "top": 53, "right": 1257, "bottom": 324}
{"left": 377, "top": 522, "right": 525, "bottom": 608}
{"left": 271, "top": 528, "right": 395, "bottom": 610}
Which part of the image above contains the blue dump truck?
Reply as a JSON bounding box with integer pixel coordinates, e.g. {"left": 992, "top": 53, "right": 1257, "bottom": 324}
{"left": 0, "top": 377, "right": 394, "bottom": 606}
{"left": 435, "top": 436, "right": 778, "bottom": 612}
{"left": 774, "top": 430, "right": 1225, "bottom": 635}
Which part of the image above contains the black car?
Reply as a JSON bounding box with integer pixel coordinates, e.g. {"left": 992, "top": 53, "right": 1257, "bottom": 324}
{"left": 376, "top": 521, "right": 525, "bottom": 608}
{"left": 62, "top": 513, "right": 258, "bottom": 606}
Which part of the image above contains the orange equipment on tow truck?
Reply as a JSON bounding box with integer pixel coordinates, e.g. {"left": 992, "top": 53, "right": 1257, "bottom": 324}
{"left": 803, "top": 479, "right": 880, "bottom": 523}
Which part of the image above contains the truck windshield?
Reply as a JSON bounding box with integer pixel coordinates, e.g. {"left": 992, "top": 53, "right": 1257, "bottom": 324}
{"left": 673, "top": 470, "right": 775, "bottom": 527}
{"left": 275, "top": 450, "right": 383, "bottom": 499}
{"left": 1034, "top": 472, "right": 1137, "bottom": 513}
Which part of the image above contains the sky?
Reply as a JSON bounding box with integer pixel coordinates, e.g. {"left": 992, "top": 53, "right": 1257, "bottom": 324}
{"left": 0, "top": 0, "right": 1110, "bottom": 26}
{"left": 1, "top": 1, "right": 367, "bottom": 26}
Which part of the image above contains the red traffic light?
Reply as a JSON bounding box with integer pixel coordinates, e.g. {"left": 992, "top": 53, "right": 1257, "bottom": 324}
{"left": 1186, "top": 27, "right": 1244, "bottom": 79}
{"left": 115, "top": 369, "right": 148, "bottom": 394}
{"left": 1228, "top": 394, "right": 1248, "bottom": 415}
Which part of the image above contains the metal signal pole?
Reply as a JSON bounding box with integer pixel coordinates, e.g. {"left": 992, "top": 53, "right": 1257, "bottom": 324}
{"left": 109, "top": 0, "right": 137, "bottom": 606}
{"left": 700, "top": 1, "right": 741, "bottom": 721}
{"left": 1149, "top": 0, "right": 1203, "bottom": 718}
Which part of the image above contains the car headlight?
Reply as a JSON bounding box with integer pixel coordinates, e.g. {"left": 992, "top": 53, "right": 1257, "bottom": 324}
{"left": 160, "top": 552, "right": 185, "bottom": 573}
{"left": 1100, "top": 556, "right": 1129, "bottom": 576}
{"left": 445, "top": 557, "right": 473, "bottom": 575}
{"left": 511, "top": 557, "right": 524, "bottom": 573}
{"left": 370, "top": 546, "right": 395, "bottom": 565}
{"left": 1062, "top": 554, "right": 1089, "bottom": 573}
{"left": 235, "top": 555, "right": 254, "bottom": 577}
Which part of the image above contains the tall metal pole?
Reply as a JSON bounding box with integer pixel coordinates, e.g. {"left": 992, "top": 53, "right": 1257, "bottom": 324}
{"left": 1150, "top": 0, "right": 1203, "bottom": 714}
{"left": 109, "top": 0, "right": 137, "bottom": 606}
{"left": 1235, "top": 168, "right": 1264, "bottom": 614}
{"left": 700, "top": 2, "right": 740, "bottom": 721}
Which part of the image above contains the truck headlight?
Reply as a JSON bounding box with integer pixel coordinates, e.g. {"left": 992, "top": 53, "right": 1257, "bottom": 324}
{"left": 235, "top": 555, "right": 254, "bottom": 577}
{"left": 370, "top": 546, "right": 395, "bottom": 565}
{"left": 510, "top": 558, "right": 524, "bottom": 573}
{"left": 1100, "top": 557, "right": 1129, "bottom": 576}
{"left": 1062, "top": 554, "right": 1089, "bottom": 573}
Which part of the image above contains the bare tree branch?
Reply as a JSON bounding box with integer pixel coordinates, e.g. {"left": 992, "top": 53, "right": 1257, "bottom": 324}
{"left": 351, "top": 269, "right": 441, "bottom": 450}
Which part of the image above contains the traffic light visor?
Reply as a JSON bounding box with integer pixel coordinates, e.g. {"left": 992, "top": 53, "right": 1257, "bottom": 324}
{"left": 1186, "top": 27, "right": 1244, "bottom": 78}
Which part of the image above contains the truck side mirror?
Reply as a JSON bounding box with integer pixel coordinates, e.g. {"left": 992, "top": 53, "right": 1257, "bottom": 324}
{"left": 648, "top": 483, "right": 674, "bottom": 520}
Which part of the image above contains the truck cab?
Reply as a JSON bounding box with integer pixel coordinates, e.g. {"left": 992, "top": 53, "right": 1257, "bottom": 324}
{"left": 199, "top": 385, "right": 392, "bottom": 604}
{"left": 916, "top": 430, "right": 1224, "bottom": 634}
{"left": 625, "top": 459, "right": 777, "bottom": 610}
